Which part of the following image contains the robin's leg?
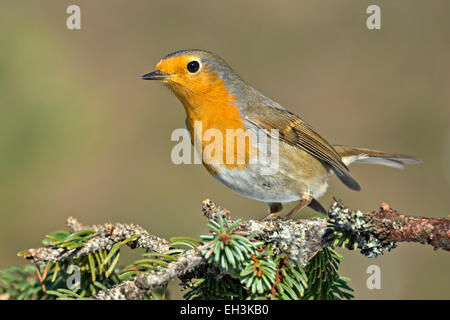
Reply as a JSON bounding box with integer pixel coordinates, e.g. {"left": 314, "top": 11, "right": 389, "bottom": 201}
{"left": 283, "top": 195, "right": 312, "bottom": 220}
{"left": 261, "top": 202, "right": 283, "bottom": 221}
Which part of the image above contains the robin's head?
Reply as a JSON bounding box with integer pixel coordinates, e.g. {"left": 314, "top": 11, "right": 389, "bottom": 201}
{"left": 142, "top": 50, "right": 256, "bottom": 168}
{"left": 142, "top": 49, "right": 241, "bottom": 97}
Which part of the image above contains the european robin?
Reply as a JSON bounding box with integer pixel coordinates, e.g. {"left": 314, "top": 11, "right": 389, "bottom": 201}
{"left": 142, "top": 49, "right": 421, "bottom": 220}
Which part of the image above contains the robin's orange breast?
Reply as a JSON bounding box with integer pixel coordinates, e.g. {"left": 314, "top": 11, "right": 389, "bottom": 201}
{"left": 166, "top": 71, "right": 257, "bottom": 173}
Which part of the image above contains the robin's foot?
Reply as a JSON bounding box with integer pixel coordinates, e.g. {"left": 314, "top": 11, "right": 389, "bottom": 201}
{"left": 283, "top": 196, "right": 312, "bottom": 220}
{"left": 261, "top": 202, "right": 283, "bottom": 221}
{"left": 260, "top": 213, "right": 281, "bottom": 221}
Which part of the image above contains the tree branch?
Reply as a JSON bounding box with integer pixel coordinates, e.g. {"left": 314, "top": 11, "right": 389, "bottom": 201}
{"left": 366, "top": 202, "right": 450, "bottom": 250}
{"left": 95, "top": 199, "right": 449, "bottom": 299}
{"left": 19, "top": 198, "right": 449, "bottom": 300}
{"left": 96, "top": 245, "right": 208, "bottom": 300}
{"left": 21, "top": 219, "right": 171, "bottom": 265}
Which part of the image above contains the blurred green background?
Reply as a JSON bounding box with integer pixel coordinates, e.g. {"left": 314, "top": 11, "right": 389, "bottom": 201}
{"left": 0, "top": 0, "right": 449, "bottom": 299}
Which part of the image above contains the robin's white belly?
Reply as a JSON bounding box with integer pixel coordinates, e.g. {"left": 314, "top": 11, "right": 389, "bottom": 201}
{"left": 213, "top": 165, "right": 303, "bottom": 203}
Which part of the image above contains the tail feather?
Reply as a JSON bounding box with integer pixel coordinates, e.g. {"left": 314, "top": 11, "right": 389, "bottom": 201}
{"left": 333, "top": 145, "right": 422, "bottom": 169}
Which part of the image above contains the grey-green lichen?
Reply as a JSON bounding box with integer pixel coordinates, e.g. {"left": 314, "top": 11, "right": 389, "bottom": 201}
{"left": 323, "top": 200, "right": 397, "bottom": 257}
{"left": 245, "top": 219, "right": 326, "bottom": 267}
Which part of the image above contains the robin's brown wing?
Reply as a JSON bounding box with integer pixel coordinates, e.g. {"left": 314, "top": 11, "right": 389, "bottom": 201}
{"left": 244, "top": 105, "right": 361, "bottom": 191}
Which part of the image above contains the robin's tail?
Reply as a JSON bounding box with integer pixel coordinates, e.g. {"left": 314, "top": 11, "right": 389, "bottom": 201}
{"left": 333, "top": 145, "right": 422, "bottom": 169}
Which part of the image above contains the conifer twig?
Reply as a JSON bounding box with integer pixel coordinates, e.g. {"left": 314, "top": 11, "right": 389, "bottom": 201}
{"left": 95, "top": 199, "right": 448, "bottom": 299}
{"left": 96, "top": 244, "right": 208, "bottom": 300}
{"left": 17, "top": 199, "right": 449, "bottom": 299}
{"left": 21, "top": 219, "right": 171, "bottom": 265}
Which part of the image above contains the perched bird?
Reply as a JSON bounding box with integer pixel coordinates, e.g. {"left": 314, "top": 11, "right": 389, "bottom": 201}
{"left": 142, "top": 49, "right": 421, "bottom": 220}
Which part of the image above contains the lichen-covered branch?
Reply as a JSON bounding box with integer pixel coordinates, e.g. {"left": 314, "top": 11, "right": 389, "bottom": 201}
{"left": 325, "top": 200, "right": 450, "bottom": 256}
{"left": 367, "top": 202, "right": 450, "bottom": 250}
{"left": 96, "top": 245, "right": 208, "bottom": 300}
{"left": 201, "top": 199, "right": 328, "bottom": 266}
{"left": 21, "top": 218, "right": 171, "bottom": 265}
{"left": 95, "top": 199, "right": 448, "bottom": 299}
{"left": 18, "top": 198, "right": 449, "bottom": 300}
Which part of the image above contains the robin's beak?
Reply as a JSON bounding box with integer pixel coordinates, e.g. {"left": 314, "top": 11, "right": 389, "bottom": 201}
{"left": 141, "top": 70, "right": 171, "bottom": 80}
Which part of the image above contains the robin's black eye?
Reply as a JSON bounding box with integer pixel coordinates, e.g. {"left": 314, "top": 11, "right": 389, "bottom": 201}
{"left": 187, "top": 61, "right": 200, "bottom": 73}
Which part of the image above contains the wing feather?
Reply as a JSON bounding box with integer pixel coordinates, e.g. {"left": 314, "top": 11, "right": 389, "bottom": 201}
{"left": 244, "top": 106, "right": 361, "bottom": 191}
